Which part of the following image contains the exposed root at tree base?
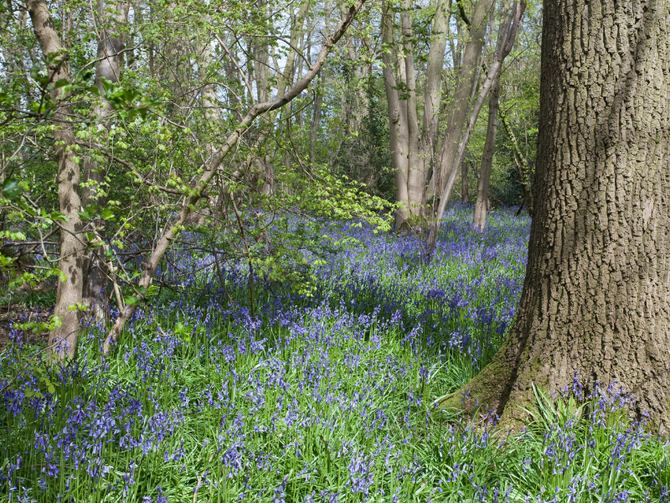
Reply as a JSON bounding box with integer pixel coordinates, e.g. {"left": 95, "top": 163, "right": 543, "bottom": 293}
{"left": 437, "top": 354, "right": 670, "bottom": 435}
{"left": 436, "top": 353, "right": 526, "bottom": 432}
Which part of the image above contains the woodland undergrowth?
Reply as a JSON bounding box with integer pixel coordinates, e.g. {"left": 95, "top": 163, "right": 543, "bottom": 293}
{"left": 1, "top": 206, "right": 669, "bottom": 503}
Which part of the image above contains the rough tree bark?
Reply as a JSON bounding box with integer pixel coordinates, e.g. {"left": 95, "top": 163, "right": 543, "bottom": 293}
{"left": 28, "top": 0, "right": 85, "bottom": 359}
{"left": 441, "top": 0, "right": 670, "bottom": 430}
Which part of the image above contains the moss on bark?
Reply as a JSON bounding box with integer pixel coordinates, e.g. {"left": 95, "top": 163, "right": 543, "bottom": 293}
{"left": 438, "top": 350, "right": 513, "bottom": 416}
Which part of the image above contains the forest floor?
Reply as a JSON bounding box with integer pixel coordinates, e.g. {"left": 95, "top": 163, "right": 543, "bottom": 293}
{"left": 0, "top": 304, "right": 51, "bottom": 350}
{"left": 1, "top": 206, "right": 668, "bottom": 502}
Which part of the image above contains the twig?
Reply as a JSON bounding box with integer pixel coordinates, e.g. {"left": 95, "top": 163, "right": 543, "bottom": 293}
{"left": 229, "top": 193, "right": 254, "bottom": 319}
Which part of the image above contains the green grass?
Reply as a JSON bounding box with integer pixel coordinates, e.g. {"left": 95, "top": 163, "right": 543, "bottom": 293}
{"left": 1, "top": 208, "right": 669, "bottom": 502}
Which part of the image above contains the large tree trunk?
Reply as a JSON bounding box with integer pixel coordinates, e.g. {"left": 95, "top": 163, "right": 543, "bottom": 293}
{"left": 28, "top": 0, "right": 85, "bottom": 359}
{"left": 441, "top": 0, "right": 670, "bottom": 431}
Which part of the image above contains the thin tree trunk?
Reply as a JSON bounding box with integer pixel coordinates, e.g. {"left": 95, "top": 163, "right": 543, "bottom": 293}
{"left": 28, "top": 0, "right": 85, "bottom": 359}
{"left": 473, "top": 78, "right": 499, "bottom": 230}
{"left": 184, "top": 35, "right": 223, "bottom": 226}
{"left": 309, "top": 74, "right": 323, "bottom": 163}
{"left": 400, "top": 0, "right": 422, "bottom": 222}
{"left": 500, "top": 106, "right": 533, "bottom": 215}
{"left": 255, "top": 0, "right": 270, "bottom": 104}
{"left": 440, "top": 0, "right": 670, "bottom": 431}
{"left": 426, "top": 1, "right": 524, "bottom": 255}
{"left": 460, "top": 158, "right": 469, "bottom": 203}
{"left": 82, "top": 0, "right": 129, "bottom": 319}
{"left": 435, "top": 0, "right": 493, "bottom": 197}
{"left": 260, "top": 0, "right": 310, "bottom": 196}
{"left": 449, "top": 0, "right": 462, "bottom": 71}
{"left": 275, "top": 0, "right": 310, "bottom": 99}
{"left": 339, "top": 3, "right": 367, "bottom": 122}
{"left": 473, "top": 0, "right": 508, "bottom": 231}
{"left": 253, "top": 3, "right": 273, "bottom": 195}
{"left": 418, "top": 0, "right": 450, "bottom": 219}
{"left": 381, "top": 2, "right": 411, "bottom": 229}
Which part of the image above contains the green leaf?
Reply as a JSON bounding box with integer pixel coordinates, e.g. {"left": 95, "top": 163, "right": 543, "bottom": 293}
{"left": 78, "top": 68, "right": 95, "bottom": 81}
{"left": 101, "top": 208, "right": 116, "bottom": 221}
{"left": 67, "top": 302, "right": 87, "bottom": 312}
{"left": 2, "top": 178, "right": 22, "bottom": 200}
{"left": 47, "top": 268, "right": 67, "bottom": 283}
{"left": 0, "top": 89, "right": 14, "bottom": 107}
{"left": 52, "top": 78, "right": 70, "bottom": 90}
{"left": 50, "top": 211, "right": 68, "bottom": 222}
